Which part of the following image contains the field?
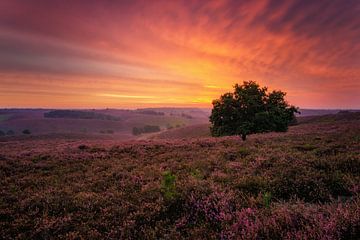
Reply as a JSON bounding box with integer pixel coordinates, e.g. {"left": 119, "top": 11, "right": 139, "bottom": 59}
{"left": 1, "top": 112, "right": 359, "bottom": 239}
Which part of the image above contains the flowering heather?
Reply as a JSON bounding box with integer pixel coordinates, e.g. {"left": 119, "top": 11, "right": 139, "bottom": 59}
{"left": 0, "top": 118, "right": 360, "bottom": 239}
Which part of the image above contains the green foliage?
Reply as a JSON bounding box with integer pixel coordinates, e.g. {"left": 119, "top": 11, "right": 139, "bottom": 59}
{"left": 263, "top": 192, "right": 272, "bottom": 209}
{"left": 161, "top": 171, "right": 177, "bottom": 201}
{"left": 210, "top": 81, "right": 298, "bottom": 140}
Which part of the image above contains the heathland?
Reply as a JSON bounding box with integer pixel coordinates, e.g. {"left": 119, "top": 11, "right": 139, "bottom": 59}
{"left": 0, "top": 110, "right": 359, "bottom": 239}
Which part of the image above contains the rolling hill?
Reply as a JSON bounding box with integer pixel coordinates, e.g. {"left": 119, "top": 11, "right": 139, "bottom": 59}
{"left": 0, "top": 110, "right": 359, "bottom": 239}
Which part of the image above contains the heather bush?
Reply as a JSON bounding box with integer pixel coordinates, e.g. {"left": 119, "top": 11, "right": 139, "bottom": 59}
{"left": 269, "top": 167, "right": 331, "bottom": 202}
{"left": 222, "top": 147, "right": 250, "bottom": 161}
{"left": 1, "top": 118, "right": 359, "bottom": 239}
{"left": 235, "top": 176, "right": 268, "bottom": 196}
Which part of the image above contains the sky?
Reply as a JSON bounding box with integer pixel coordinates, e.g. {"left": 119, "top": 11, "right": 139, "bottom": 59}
{"left": 0, "top": 0, "right": 359, "bottom": 109}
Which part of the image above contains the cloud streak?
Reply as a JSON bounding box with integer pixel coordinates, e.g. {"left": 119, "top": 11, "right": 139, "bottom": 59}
{"left": 0, "top": 0, "right": 359, "bottom": 108}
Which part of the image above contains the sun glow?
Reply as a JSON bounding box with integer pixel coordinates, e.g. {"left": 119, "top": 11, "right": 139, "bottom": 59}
{"left": 0, "top": 0, "right": 359, "bottom": 108}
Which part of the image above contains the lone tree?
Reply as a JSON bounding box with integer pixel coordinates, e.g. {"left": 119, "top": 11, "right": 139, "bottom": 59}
{"left": 210, "top": 81, "right": 298, "bottom": 140}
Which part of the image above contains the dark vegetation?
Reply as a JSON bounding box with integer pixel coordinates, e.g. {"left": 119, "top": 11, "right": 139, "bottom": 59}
{"left": 132, "top": 125, "right": 161, "bottom": 135}
{"left": 44, "top": 110, "right": 121, "bottom": 121}
{"left": 99, "top": 129, "right": 115, "bottom": 134}
{"left": 22, "top": 129, "right": 31, "bottom": 134}
{"left": 210, "top": 81, "right": 298, "bottom": 140}
{"left": 6, "top": 130, "right": 15, "bottom": 135}
{"left": 135, "top": 109, "right": 165, "bottom": 115}
{"left": 0, "top": 130, "right": 15, "bottom": 136}
{"left": 181, "top": 113, "right": 193, "bottom": 119}
{"left": 0, "top": 117, "right": 359, "bottom": 239}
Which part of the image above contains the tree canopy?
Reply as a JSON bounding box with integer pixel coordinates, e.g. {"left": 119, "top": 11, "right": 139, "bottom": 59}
{"left": 210, "top": 81, "right": 299, "bottom": 140}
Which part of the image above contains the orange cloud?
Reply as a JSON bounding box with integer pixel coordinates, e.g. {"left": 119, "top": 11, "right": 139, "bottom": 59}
{"left": 0, "top": 0, "right": 359, "bottom": 108}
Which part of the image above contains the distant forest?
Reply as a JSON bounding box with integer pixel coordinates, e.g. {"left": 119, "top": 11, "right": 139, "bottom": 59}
{"left": 135, "top": 109, "right": 165, "bottom": 116}
{"left": 44, "top": 110, "right": 121, "bottom": 121}
{"left": 132, "top": 125, "right": 161, "bottom": 135}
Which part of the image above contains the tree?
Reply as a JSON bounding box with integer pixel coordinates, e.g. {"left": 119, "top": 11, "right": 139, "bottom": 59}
{"left": 210, "top": 81, "right": 299, "bottom": 140}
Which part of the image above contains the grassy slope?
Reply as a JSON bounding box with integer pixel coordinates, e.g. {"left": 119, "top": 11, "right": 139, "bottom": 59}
{"left": 0, "top": 118, "right": 360, "bottom": 239}
{"left": 152, "top": 123, "right": 211, "bottom": 139}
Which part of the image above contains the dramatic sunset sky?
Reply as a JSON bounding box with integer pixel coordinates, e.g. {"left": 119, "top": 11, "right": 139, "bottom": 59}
{"left": 0, "top": 0, "right": 359, "bottom": 108}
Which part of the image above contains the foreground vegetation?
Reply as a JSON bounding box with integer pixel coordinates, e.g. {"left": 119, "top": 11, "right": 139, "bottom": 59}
{"left": 1, "top": 117, "right": 359, "bottom": 239}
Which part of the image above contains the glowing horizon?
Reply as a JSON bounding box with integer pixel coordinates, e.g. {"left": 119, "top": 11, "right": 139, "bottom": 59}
{"left": 0, "top": 0, "right": 359, "bottom": 109}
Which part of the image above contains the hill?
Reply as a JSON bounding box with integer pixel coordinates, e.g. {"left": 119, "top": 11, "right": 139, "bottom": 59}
{"left": 152, "top": 123, "right": 211, "bottom": 139}
{"left": 150, "top": 111, "right": 360, "bottom": 140}
{"left": 0, "top": 114, "right": 359, "bottom": 239}
{"left": 0, "top": 108, "right": 210, "bottom": 139}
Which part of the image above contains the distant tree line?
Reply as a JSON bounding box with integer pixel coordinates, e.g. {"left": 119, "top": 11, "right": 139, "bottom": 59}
{"left": 0, "top": 129, "right": 30, "bottom": 136}
{"left": 44, "top": 110, "right": 121, "bottom": 121}
{"left": 135, "top": 110, "right": 165, "bottom": 116}
{"left": 181, "top": 113, "right": 193, "bottom": 119}
{"left": 99, "top": 129, "right": 115, "bottom": 134}
{"left": 132, "top": 125, "right": 161, "bottom": 135}
{"left": 0, "top": 130, "right": 15, "bottom": 136}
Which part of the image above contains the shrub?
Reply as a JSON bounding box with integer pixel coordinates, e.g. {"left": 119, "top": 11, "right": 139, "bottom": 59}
{"left": 132, "top": 127, "right": 141, "bottom": 136}
{"left": 236, "top": 176, "right": 268, "bottom": 196}
{"left": 269, "top": 168, "right": 330, "bottom": 202}
{"left": 132, "top": 125, "right": 161, "bottom": 135}
{"left": 161, "top": 171, "right": 177, "bottom": 201}
{"left": 6, "top": 130, "right": 15, "bottom": 135}
{"left": 22, "top": 129, "right": 31, "bottom": 134}
{"left": 78, "top": 144, "right": 89, "bottom": 150}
